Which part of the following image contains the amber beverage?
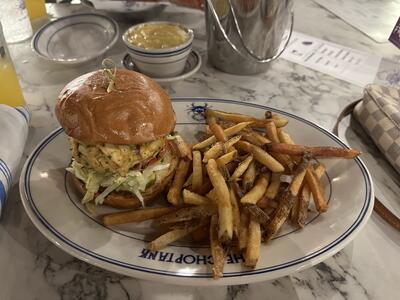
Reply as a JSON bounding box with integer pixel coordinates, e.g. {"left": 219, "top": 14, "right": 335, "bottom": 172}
{"left": 0, "top": 23, "right": 25, "bottom": 107}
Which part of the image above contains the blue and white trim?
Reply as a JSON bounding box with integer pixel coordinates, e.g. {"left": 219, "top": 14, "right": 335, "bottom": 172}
{"left": 0, "top": 158, "right": 12, "bottom": 211}
{"left": 15, "top": 106, "right": 31, "bottom": 123}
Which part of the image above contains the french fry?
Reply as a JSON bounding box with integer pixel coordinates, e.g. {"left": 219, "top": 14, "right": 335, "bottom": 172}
{"left": 209, "top": 109, "right": 287, "bottom": 128}
{"left": 267, "top": 173, "right": 282, "bottom": 193}
{"left": 236, "top": 141, "right": 284, "bottom": 172}
{"left": 245, "top": 204, "right": 270, "bottom": 225}
{"left": 226, "top": 161, "right": 238, "bottom": 174}
{"left": 240, "top": 174, "right": 270, "bottom": 205}
{"left": 242, "top": 161, "right": 257, "bottom": 192}
{"left": 288, "top": 156, "right": 310, "bottom": 197}
{"left": 229, "top": 188, "right": 240, "bottom": 238}
{"left": 231, "top": 180, "right": 245, "bottom": 198}
{"left": 206, "top": 111, "right": 228, "bottom": 142}
{"left": 281, "top": 157, "right": 310, "bottom": 223}
{"left": 256, "top": 194, "right": 269, "bottom": 209}
{"left": 305, "top": 166, "right": 328, "bottom": 212}
{"left": 194, "top": 176, "right": 213, "bottom": 195}
{"left": 268, "top": 200, "right": 279, "bottom": 209}
{"left": 266, "top": 143, "right": 361, "bottom": 159}
{"left": 192, "top": 151, "right": 203, "bottom": 192}
{"left": 264, "top": 120, "right": 294, "bottom": 170}
{"left": 245, "top": 219, "right": 261, "bottom": 268}
{"left": 223, "top": 135, "right": 242, "bottom": 153}
{"left": 290, "top": 196, "right": 301, "bottom": 225}
{"left": 182, "top": 189, "right": 211, "bottom": 206}
{"left": 277, "top": 129, "right": 295, "bottom": 145}
{"left": 206, "top": 159, "right": 233, "bottom": 240}
{"left": 203, "top": 142, "right": 223, "bottom": 162}
{"left": 183, "top": 173, "right": 192, "bottom": 187}
{"left": 131, "top": 109, "right": 362, "bottom": 277}
{"left": 277, "top": 128, "right": 301, "bottom": 164}
{"left": 216, "top": 150, "right": 237, "bottom": 166}
{"left": 219, "top": 164, "right": 231, "bottom": 181}
{"left": 210, "top": 215, "right": 226, "bottom": 279}
{"left": 174, "top": 135, "right": 193, "bottom": 160}
{"left": 271, "top": 114, "right": 289, "bottom": 128}
{"left": 206, "top": 188, "right": 217, "bottom": 200}
{"left": 157, "top": 205, "right": 216, "bottom": 225}
{"left": 264, "top": 119, "right": 280, "bottom": 143}
{"left": 148, "top": 223, "right": 203, "bottom": 251}
{"left": 265, "top": 111, "right": 273, "bottom": 119}
{"left": 296, "top": 185, "right": 311, "bottom": 227}
{"left": 103, "top": 207, "right": 177, "bottom": 226}
{"left": 203, "top": 135, "right": 241, "bottom": 162}
{"left": 193, "top": 121, "right": 253, "bottom": 150}
{"left": 257, "top": 173, "right": 282, "bottom": 209}
{"left": 264, "top": 191, "right": 296, "bottom": 241}
{"left": 231, "top": 154, "right": 253, "bottom": 180}
{"left": 242, "top": 132, "right": 271, "bottom": 146}
{"left": 167, "top": 159, "right": 191, "bottom": 205}
{"left": 238, "top": 210, "right": 250, "bottom": 250}
{"left": 297, "top": 164, "right": 326, "bottom": 227}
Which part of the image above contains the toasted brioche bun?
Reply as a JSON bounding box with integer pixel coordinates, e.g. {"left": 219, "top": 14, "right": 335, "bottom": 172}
{"left": 55, "top": 69, "right": 176, "bottom": 145}
{"left": 71, "top": 145, "right": 179, "bottom": 209}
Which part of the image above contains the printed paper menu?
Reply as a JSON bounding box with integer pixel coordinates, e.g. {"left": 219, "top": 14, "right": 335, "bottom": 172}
{"left": 281, "top": 31, "right": 382, "bottom": 87}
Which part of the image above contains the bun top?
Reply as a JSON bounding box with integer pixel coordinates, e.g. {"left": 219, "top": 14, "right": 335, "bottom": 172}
{"left": 55, "top": 69, "right": 176, "bottom": 145}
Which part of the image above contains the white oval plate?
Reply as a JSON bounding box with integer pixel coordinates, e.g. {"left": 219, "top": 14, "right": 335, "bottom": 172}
{"left": 122, "top": 50, "right": 202, "bottom": 84}
{"left": 20, "top": 98, "right": 374, "bottom": 286}
{"left": 32, "top": 13, "right": 118, "bottom": 64}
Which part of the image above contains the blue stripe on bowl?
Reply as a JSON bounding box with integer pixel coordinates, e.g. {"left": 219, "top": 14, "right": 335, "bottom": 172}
{"left": 0, "top": 180, "right": 6, "bottom": 205}
{"left": 32, "top": 13, "right": 119, "bottom": 63}
{"left": 126, "top": 43, "right": 192, "bottom": 57}
{"left": 22, "top": 98, "right": 373, "bottom": 280}
{"left": 0, "top": 164, "right": 10, "bottom": 188}
{"left": 0, "top": 159, "right": 12, "bottom": 188}
{"left": 45, "top": 22, "right": 106, "bottom": 57}
{"left": 129, "top": 55, "right": 189, "bottom": 65}
{"left": 15, "top": 107, "right": 29, "bottom": 123}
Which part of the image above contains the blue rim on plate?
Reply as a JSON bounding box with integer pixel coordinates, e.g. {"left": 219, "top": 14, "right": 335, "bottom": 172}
{"left": 20, "top": 98, "right": 374, "bottom": 284}
{"left": 32, "top": 13, "right": 119, "bottom": 64}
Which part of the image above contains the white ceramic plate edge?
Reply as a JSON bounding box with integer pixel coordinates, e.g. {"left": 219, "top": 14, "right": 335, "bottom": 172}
{"left": 122, "top": 50, "right": 202, "bottom": 83}
{"left": 31, "top": 13, "right": 119, "bottom": 65}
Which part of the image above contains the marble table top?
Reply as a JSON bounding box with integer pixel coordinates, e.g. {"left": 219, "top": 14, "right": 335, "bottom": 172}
{"left": 1, "top": 0, "right": 399, "bottom": 299}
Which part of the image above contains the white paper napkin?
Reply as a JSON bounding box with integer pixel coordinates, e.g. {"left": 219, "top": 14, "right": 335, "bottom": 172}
{"left": 0, "top": 104, "right": 30, "bottom": 215}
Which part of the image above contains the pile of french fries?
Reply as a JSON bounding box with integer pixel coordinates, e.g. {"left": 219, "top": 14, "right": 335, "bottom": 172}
{"left": 102, "top": 109, "right": 360, "bottom": 279}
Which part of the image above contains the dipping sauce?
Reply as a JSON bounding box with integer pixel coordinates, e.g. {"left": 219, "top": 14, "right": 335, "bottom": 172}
{"left": 127, "top": 23, "right": 189, "bottom": 50}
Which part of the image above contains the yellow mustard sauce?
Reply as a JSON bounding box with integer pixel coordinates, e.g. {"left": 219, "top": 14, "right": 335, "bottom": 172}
{"left": 127, "top": 23, "right": 189, "bottom": 49}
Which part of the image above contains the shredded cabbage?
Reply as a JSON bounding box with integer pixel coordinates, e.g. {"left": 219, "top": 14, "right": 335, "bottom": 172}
{"left": 67, "top": 159, "right": 170, "bottom": 207}
{"left": 95, "top": 178, "right": 125, "bottom": 205}
{"left": 166, "top": 133, "right": 181, "bottom": 141}
{"left": 82, "top": 172, "right": 101, "bottom": 203}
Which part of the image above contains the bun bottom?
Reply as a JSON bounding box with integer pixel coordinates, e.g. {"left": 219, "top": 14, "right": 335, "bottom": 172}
{"left": 71, "top": 148, "right": 179, "bottom": 209}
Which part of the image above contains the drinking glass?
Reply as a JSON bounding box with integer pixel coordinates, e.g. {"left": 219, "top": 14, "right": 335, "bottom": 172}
{"left": 0, "top": 22, "right": 26, "bottom": 107}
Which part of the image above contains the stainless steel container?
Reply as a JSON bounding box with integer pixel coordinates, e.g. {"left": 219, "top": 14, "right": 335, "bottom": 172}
{"left": 206, "top": 0, "right": 293, "bottom": 75}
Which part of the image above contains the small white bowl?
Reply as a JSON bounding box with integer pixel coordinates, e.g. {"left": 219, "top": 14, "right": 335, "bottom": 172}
{"left": 122, "top": 22, "right": 194, "bottom": 78}
{"left": 32, "top": 13, "right": 118, "bottom": 65}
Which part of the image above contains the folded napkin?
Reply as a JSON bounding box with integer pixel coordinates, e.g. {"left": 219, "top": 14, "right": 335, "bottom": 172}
{"left": 353, "top": 85, "right": 400, "bottom": 174}
{"left": 0, "top": 104, "right": 30, "bottom": 215}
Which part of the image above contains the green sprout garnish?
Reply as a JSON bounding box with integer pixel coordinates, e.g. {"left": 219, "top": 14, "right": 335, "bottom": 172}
{"left": 102, "top": 58, "right": 117, "bottom": 93}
